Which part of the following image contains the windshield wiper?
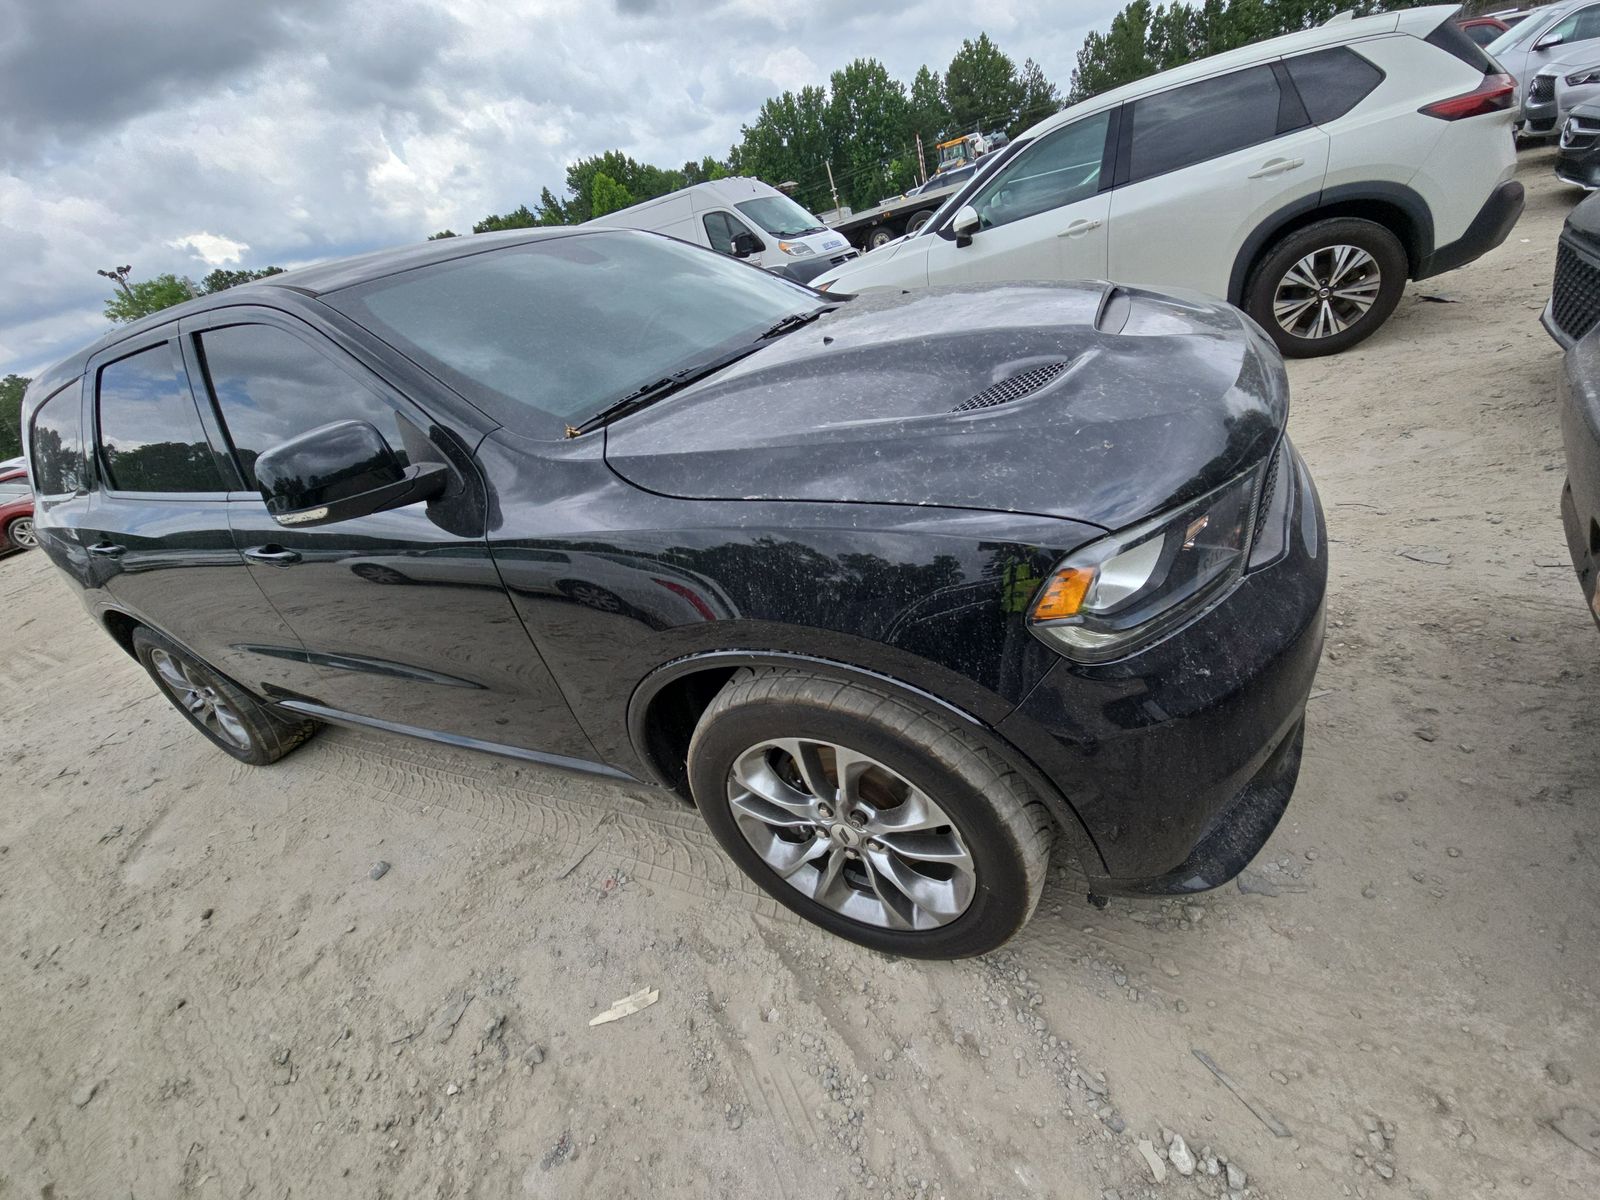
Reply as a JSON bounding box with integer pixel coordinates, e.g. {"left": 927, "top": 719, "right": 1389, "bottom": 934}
{"left": 567, "top": 344, "right": 769, "bottom": 437}
{"left": 760, "top": 307, "right": 832, "bottom": 340}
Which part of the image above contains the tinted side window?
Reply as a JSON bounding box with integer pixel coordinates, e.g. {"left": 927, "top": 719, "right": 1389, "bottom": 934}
{"left": 98, "top": 347, "right": 222, "bottom": 493}
{"left": 703, "top": 212, "right": 737, "bottom": 254}
{"left": 1427, "top": 18, "right": 1500, "bottom": 70}
{"left": 29, "top": 387, "right": 84, "bottom": 497}
{"left": 196, "top": 324, "right": 410, "bottom": 490}
{"left": 968, "top": 110, "right": 1111, "bottom": 230}
{"left": 1286, "top": 48, "right": 1385, "bottom": 124}
{"left": 1127, "top": 65, "right": 1283, "bottom": 184}
{"left": 0, "top": 476, "right": 31, "bottom": 496}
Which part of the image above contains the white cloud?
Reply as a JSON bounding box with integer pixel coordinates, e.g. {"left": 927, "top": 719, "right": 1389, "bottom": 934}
{"left": 169, "top": 232, "right": 250, "bottom": 266}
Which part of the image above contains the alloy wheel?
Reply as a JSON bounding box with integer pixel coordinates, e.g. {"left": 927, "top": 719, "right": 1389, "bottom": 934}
{"left": 1272, "top": 244, "right": 1381, "bottom": 340}
{"left": 149, "top": 648, "right": 252, "bottom": 750}
{"left": 9, "top": 518, "right": 36, "bottom": 548}
{"left": 725, "top": 738, "right": 977, "bottom": 931}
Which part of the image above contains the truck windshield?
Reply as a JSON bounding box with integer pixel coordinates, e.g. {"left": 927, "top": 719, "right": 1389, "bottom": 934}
{"left": 735, "top": 195, "right": 828, "bottom": 237}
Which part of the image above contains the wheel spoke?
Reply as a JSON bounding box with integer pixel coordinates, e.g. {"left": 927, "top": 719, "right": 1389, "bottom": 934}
{"left": 729, "top": 790, "right": 817, "bottom": 830}
{"left": 770, "top": 739, "right": 837, "bottom": 805}
{"left": 769, "top": 832, "right": 831, "bottom": 879}
{"left": 860, "top": 857, "right": 917, "bottom": 929}
{"left": 864, "top": 789, "right": 948, "bottom": 834}
{"left": 1321, "top": 300, "right": 1345, "bottom": 335}
{"left": 731, "top": 749, "right": 821, "bottom": 819}
{"left": 1284, "top": 258, "right": 1320, "bottom": 292}
{"left": 864, "top": 846, "right": 970, "bottom": 920}
{"left": 829, "top": 745, "right": 874, "bottom": 811}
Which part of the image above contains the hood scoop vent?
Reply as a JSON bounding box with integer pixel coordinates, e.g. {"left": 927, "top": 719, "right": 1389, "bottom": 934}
{"left": 953, "top": 360, "right": 1070, "bottom": 412}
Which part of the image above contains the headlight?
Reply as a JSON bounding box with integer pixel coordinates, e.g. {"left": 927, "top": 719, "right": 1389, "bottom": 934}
{"left": 1028, "top": 463, "right": 1266, "bottom": 663}
{"left": 778, "top": 240, "right": 814, "bottom": 257}
{"left": 1567, "top": 70, "right": 1600, "bottom": 86}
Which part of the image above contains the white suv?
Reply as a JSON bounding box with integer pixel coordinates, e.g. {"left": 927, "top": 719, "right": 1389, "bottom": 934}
{"left": 814, "top": 4, "right": 1522, "bottom": 357}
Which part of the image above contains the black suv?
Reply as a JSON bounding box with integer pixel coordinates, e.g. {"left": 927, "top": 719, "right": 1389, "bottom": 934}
{"left": 24, "top": 229, "right": 1326, "bottom": 957}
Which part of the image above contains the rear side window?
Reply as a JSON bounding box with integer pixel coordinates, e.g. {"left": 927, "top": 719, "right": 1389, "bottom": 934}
{"left": 1126, "top": 65, "right": 1284, "bottom": 184}
{"left": 97, "top": 344, "right": 222, "bottom": 493}
{"left": 1285, "top": 48, "right": 1385, "bottom": 125}
{"left": 196, "top": 324, "right": 410, "bottom": 490}
{"left": 1425, "top": 17, "right": 1501, "bottom": 72}
{"left": 29, "top": 386, "right": 85, "bottom": 497}
{"left": 0, "top": 475, "right": 31, "bottom": 496}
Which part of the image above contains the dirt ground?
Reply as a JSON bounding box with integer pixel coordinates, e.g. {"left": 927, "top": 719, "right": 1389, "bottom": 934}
{"left": 3, "top": 146, "right": 1598, "bottom": 1200}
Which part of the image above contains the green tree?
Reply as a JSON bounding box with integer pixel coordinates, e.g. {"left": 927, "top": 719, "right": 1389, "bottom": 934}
{"left": 1014, "top": 57, "right": 1062, "bottom": 134}
{"left": 731, "top": 85, "right": 833, "bottom": 214}
{"left": 428, "top": 229, "right": 459, "bottom": 240}
{"left": 0, "top": 374, "right": 28, "bottom": 461}
{"left": 472, "top": 204, "right": 540, "bottom": 234}
{"left": 199, "top": 266, "right": 284, "bottom": 293}
{"left": 589, "top": 171, "right": 635, "bottom": 216}
{"left": 535, "top": 186, "right": 570, "bottom": 225}
{"left": 945, "top": 34, "right": 1025, "bottom": 135}
{"left": 103, "top": 273, "right": 195, "bottom": 324}
{"left": 827, "top": 59, "right": 915, "bottom": 208}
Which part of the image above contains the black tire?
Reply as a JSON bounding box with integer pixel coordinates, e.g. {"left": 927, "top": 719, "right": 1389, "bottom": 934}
{"left": 906, "top": 210, "right": 933, "bottom": 235}
{"left": 866, "top": 225, "right": 898, "bottom": 250}
{"left": 687, "top": 668, "right": 1053, "bottom": 958}
{"left": 131, "top": 626, "right": 319, "bottom": 765}
{"left": 1244, "top": 217, "right": 1408, "bottom": 358}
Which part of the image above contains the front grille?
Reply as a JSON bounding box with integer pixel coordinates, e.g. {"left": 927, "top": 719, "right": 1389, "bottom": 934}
{"left": 1552, "top": 237, "right": 1600, "bottom": 342}
{"left": 953, "top": 361, "right": 1070, "bottom": 412}
{"left": 1531, "top": 73, "right": 1557, "bottom": 103}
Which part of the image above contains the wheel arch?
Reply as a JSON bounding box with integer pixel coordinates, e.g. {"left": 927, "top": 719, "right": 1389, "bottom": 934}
{"left": 626, "top": 649, "right": 1111, "bottom": 877}
{"left": 1228, "top": 184, "right": 1435, "bottom": 306}
{"left": 102, "top": 608, "right": 142, "bottom": 660}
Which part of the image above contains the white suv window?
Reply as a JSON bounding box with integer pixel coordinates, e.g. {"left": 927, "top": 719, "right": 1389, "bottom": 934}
{"left": 965, "top": 111, "right": 1111, "bottom": 230}
{"left": 1126, "top": 64, "right": 1285, "bottom": 184}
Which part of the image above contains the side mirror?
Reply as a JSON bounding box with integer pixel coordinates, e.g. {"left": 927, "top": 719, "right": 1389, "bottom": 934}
{"left": 731, "top": 231, "right": 763, "bottom": 258}
{"left": 951, "top": 205, "right": 981, "bottom": 246}
{"left": 1536, "top": 33, "right": 1566, "bottom": 50}
{"left": 254, "top": 419, "right": 448, "bottom": 529}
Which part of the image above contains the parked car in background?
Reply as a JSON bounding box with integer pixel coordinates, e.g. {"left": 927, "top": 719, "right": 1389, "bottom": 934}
{"left": 1522, "top": 54, "right": 1600, "bottom": 137}
{"left": 816, "top": 5, "right": 1522, "bottom": 359}
{"left": 1553, "top": 193, "right": 1600, "bottom": 627}
{"left": 1556, "top": 101, "right": 1600, "bottom": 187}
{"left": 585, "top": 177, "right": 857, "bottom": 285}
{"left": 1488, "top": 0, "right": 1600, "bottom": 132}
{"left": 21, "top": 227, "right": 1326, "bottom": 958}
{"left": 1458, "top": 14, "right": 1511, "bottom": 46}
{"left": 0, "top": 462, "right": 35, "bottom": 553}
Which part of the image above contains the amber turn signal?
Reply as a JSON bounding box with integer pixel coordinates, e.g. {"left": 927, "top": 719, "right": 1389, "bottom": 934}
{"left": 1030, "top": 567, "right": 1094, "bottom": 622}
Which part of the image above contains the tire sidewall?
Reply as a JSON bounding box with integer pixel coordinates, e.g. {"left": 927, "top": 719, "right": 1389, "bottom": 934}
{"left": 1247, "top": 218, "right": 1408, "bottom": 358}
{"left": 132, "top": 627, "right": 277, "bottom": 765}
{"left": 689, "top": 696, "right": 1036, "bottom": 959}
{"left": 8, "top": 517, "right": 36, "bottom": 548}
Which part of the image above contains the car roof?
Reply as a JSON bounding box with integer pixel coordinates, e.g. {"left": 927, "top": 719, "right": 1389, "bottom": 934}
{"left": 31, "top": 225, "right": 601, "bottom": 387}
{"left": 1019, "top": 4, "right": 1458, "bottom": 139}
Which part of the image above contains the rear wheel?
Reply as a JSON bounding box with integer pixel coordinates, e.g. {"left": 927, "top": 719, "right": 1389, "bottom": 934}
{"left": 132, "top": 626, "right": 318, "bottom": 765}
{"left": 6, "top": 516, "right": 36, "bottom": 549}
{"left": 866, "top": 225, "right": 898, "bottom": 250}
{"left": 906, "top": 210, "right": 933, "bottom": 235}
{"left": 687, "top": 668, "right": 1053, "bottom": 958}
{"left": 1245, "top": 217, "right": 1408, "bottom": 358}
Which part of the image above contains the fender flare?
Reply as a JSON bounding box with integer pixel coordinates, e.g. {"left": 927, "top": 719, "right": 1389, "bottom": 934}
{"left": 1227, "top": 183, "right": 1435, "bottom": 306}
{"left": 626, "top": 648, "right": 1111, "bottom": 878}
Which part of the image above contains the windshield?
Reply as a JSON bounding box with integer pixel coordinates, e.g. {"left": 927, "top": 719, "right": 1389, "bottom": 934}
{"left": 909, "top": 140, "right": 1029, "bottom": 237}
{"left": 734, "top": 195, "right": 827, "bottom": 237}
{"left": 1488, "top": 6, "right": 1563, "bottom": 55}
{"left": 327, "top": 231, "right": 823, "bottom": 433}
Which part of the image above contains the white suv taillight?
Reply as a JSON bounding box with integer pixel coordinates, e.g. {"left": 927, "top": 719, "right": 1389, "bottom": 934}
{"left": 1419, "top": 73, "right": 1516, "bottom": 120}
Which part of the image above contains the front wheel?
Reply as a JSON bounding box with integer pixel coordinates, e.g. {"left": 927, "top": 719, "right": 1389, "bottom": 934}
{"left": 1244, "top": 217, "right": 1408, "bottom": 358}
{"left": 687, "top": 668, "right": 1053, "bottom": 958}
{"left": 132, "top": 626, "right": 319, "bottom": 765}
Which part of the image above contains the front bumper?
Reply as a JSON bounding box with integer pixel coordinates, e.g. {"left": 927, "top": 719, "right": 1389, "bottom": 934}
{"left": 998, "top": 441, "right": 1327, "bottom": 894}
{"left": 1525, "top": 96, "right": 1560, "bottom": 136}
{"left": 1560, "top": 332, "right": 1600, "bottom": 630}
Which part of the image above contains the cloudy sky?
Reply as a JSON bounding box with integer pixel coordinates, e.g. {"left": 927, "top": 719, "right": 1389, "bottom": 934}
{"left": 0, "top": 0, "right": 1119, "bottom": 377}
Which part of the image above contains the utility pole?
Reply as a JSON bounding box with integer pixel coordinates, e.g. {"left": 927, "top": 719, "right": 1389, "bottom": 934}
{"left": 915, "top": 132, "right": 927, "bottom": 185}
{"left": 825, "top": 162, "right": 842, "bottom": 215}
{"left": 97, "top": 265, "right": 133, "bottom": 298}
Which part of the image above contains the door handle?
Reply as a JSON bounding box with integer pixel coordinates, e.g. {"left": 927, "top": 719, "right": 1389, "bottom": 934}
{"left": 244, "top": 545, "right": 301, "bottom": 565}
{"left": 1058, "top": 218, "right": 1103, "bottom": 238}
{"left": 87, "top": 542, "right": 126, "bottom": 558}
{"left": 1249, "top": 157, "right": 1305, "bottom": 179}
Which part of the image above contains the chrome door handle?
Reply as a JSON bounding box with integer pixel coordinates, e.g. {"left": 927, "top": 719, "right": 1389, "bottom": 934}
{"left": 87, "top": 542, "right": 126, "bottom": 558}
{"left": 1249, "top": 157, "right": 1305, "bottom": 179}
{"left": 1058, "top": 219, "right": 1103, "bottom": 238}
{"left": 244, "top": 545, "right": 301, "bottom": 565}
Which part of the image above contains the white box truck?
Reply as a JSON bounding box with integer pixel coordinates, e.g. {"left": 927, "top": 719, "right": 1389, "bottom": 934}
{"left": 584, "top": 177, "right": 858, "bottom": 285}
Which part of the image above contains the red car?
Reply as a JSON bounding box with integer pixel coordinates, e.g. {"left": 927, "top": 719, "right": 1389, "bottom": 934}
{"left": 1457, "top": 14, "right": 1512, "bottom": 46}
{"left": 0, "top": 462, "right": 36, "bottom": 553}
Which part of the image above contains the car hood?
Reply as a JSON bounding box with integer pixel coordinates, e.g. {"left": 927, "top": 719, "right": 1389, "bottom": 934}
{"left": 604, "top": 282, "right": 1288, "bottom": 531}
